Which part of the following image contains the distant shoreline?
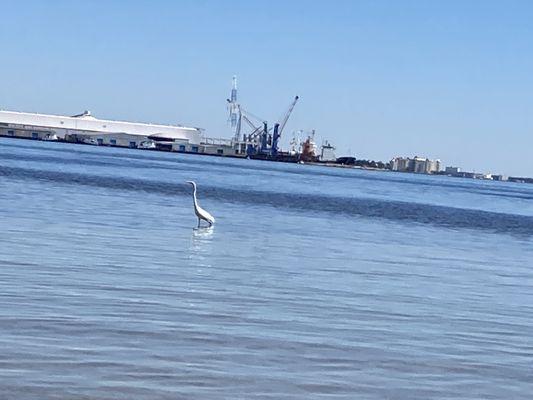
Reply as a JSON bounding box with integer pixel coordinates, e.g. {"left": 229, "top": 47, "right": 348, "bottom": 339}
{"left": 1, "top": 135, "right": 531, "bottom": 185}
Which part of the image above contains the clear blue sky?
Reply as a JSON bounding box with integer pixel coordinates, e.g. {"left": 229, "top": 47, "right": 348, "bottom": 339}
{"left": 1, "top": 0, "right": 532, "bottom": 176}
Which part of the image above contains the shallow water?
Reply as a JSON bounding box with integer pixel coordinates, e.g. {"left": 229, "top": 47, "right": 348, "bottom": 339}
{"left": 1, "top": 138, "right": 532, "bottom": 399}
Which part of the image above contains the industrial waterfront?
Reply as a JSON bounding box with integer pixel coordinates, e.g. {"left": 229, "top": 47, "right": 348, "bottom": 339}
{"left": 0, "top": 77, "right": 314, "bottom": 162}
{"left": 1, "top": 77, "right": 529, "bottom": 183}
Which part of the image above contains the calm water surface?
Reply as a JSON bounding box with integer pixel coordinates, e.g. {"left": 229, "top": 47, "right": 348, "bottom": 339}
{"left": 1, "top": 138, "right": 532, "bottom": 399}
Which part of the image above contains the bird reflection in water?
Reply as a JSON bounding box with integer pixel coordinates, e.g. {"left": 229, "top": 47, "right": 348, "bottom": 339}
{"left": 192, "top": 225, "right": 214, "bottom": 239}
{"left": 189, "top": 225, "right": 215, "bottom": 260}
{"left": 187, "top": 226, "right": 215, "bottom": 298}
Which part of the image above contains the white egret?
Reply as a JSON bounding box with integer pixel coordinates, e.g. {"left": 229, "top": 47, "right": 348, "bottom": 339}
{"left": 186, "top": 181, "right": 215, "bottom": 228}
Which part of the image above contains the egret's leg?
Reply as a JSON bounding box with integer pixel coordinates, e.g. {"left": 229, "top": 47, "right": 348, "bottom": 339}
{"left": 197, "top": 218, "right": 201, "bottom": 228}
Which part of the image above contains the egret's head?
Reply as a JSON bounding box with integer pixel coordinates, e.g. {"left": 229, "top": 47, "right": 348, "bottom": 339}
{"left": 186, "top": 180, "right": 196, "bottom": 187}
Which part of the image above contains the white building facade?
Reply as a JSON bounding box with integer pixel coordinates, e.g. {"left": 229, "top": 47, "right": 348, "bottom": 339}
{"left": 0, "top": 109, "right": 202, "bottom": 148}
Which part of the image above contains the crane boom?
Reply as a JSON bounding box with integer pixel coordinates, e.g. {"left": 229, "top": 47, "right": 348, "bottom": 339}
{"left": 277, "top": 96, "right": 299, "bottom": 136}
{"left": 241, "top": 114, "right": 259, "bottom": 131}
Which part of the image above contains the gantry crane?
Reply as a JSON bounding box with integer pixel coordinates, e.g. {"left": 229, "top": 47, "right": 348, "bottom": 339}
{"left": 238, "top": 96, "right": 299, "bottom": 156}
{"left": 226, "top": 77, "right": 299, "bottom": 156}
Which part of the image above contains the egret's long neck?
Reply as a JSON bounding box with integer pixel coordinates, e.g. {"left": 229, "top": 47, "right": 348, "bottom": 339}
{"left": 192, "top": 186, "right": 199, "bottom": 209}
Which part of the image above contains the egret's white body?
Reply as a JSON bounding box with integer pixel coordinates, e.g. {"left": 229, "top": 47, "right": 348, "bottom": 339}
{"left": 186, "top": 181, "right": 215, "bottom": 228}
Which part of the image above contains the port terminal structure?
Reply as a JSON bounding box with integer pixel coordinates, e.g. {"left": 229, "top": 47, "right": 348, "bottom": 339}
{"left": 0, "top": 77, "right": 323, "bottom": 162}
{"left": 0, "top": 109, "right": 203, "bottom": 150}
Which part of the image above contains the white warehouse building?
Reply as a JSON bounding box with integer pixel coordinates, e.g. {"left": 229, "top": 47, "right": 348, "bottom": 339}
{"left": 0, "top": 109, "right": 203, "bottom": 148}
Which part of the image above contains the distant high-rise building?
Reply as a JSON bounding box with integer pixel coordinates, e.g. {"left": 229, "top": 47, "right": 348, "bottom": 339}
{"left": 390, "top": 156, "right": 441, "bottom": 174}
{"left": 445, "top": 166, "right": 461, "bottom": 175}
